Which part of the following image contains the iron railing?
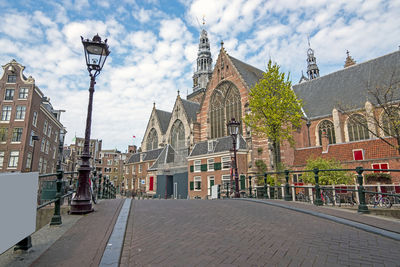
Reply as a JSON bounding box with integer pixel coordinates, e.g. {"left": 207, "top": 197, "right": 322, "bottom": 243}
{"left": 247, "top": 167, "right": 400, "bottom": 213}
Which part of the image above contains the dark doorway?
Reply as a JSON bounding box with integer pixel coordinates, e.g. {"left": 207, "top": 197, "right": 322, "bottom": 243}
{"left": 165, "top": 175, "right": 173, "bottom": 199}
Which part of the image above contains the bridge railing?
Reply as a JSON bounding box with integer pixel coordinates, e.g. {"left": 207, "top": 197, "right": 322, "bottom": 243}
{"left": 246, "top": 167, "right": 400, "bottom": 213}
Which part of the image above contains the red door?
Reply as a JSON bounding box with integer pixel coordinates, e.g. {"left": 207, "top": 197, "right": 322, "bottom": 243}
{"left": 149, "top": 176, "right": 154, "bottom": 191}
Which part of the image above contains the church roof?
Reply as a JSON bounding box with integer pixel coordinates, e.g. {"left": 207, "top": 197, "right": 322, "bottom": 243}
{"left": 293, "top": 50, "right": 400, "bottom": 119}
{"left": 148, "top": 145, "right": 176, "bottom": 170}
{"left": 127, "top": 148, "right": 163, "bottom": 164}
{"left": 228, "top": 55, "right": 265, "bottom": 89}
{"left": 181, "top": 98, "right": 200, "bottom": 122}
{"left": 155, "top": 109, "right": 171, "bottom": 134}
{"left": 189, "top": 135, "right": 247, "bottom": 157}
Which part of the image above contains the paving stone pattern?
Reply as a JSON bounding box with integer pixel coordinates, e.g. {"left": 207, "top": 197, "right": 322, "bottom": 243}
{"left": 31, "top": 199, "right": 124, "bottom": 267}
{"left": 121, "top": 199, "right": 400, "bottom": 267}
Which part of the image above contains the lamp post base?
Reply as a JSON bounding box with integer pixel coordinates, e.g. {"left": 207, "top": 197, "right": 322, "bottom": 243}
{"left": 70, "top": 199, "right": 94, "bottom": 214}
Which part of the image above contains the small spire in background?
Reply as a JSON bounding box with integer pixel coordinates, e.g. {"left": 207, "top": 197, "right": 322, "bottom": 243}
{"left": 344, "top": 50, "right": 356, "bottom": 68}
{"left": 202, "top": 15, "right": 205, "bottom": 25}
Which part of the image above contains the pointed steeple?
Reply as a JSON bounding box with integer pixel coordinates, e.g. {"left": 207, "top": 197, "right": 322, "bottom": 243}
{"left": 306, "top": 41, "right": 320, "bottom": 80}
{"left": 344, "top": 50, "right": 356, "bottom": 68}
{"left": 192, "top": 26, "right": 213, "bottom": 92}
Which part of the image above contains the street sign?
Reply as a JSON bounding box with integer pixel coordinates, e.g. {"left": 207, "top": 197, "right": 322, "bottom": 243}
{"left": 141, "top": 180, "right": 145, "bottom": 185}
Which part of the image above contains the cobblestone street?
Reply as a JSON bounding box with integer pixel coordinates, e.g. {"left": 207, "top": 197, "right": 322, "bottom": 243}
{"left": 120, "top": 200, "right": 400, "bottom": 266}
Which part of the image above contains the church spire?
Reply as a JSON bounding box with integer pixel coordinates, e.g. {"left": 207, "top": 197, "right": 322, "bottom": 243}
{"left": 306, "top": 41, "right": 320, "bottom": 80}
{"left": 192, "top": 24, "right": 213, "bottom": 92}
{"left": 344, "top": 50, "right": 356, "bottom": 68}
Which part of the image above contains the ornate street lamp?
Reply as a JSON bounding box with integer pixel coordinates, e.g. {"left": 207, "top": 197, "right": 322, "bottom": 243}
{"left": 227, "top": 118, "right": 240, "bottom": 198}
{"left": 70, "top": 34, "right": 110, "bottom": 214}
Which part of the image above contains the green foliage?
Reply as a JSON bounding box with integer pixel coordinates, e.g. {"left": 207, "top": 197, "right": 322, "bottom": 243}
{"left": 302, "top": 157, "right": 354, "bottom": 185}
{"left": 244, "top": 60, "right": 303, "bottom": 149}
{"left": 364, "top": 173, "right": 392, "bottom": 184}
{"left": 255, "top": 159, "right": 267, "bottom": 174}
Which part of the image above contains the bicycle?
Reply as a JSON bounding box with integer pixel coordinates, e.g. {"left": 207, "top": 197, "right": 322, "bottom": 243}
{"left": 368, "top": 194, "right": 391, "bottom": 208}
{"left": 296, "top": 191, "right": 310, "bottom": 202}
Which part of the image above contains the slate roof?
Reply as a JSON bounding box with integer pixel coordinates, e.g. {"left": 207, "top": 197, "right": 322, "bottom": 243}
{"left": 148, "top": 145, "right": 176, "bottom": 170}
{"left": 189, "top": 135, "right": 247, "bottom": 157}
{"left": 155, "top": 109, "right": 172, "bottom": 134}
{"left": 127, "top": 148, "right": 163, "bottom": 164}
{"left": 181, "top": 98, "right": 200, "bottom": 122}
{"left": 293, "top": 50, "right": 400, "bottom": 119}
{"left": 228, "top": 55, "right": 265, "bottom": 89}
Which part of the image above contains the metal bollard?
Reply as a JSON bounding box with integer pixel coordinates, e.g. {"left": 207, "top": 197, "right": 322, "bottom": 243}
{"left": 284, "top": 170, "right": 291, "bottom": 201}
{"left": 248, "top": 175, "right": 253, "bottom": 198}
{"left": 356, "top": 167, "right": 369, "bottom": 213}
{"left": 98, "top": 174, "right": 102, "bottom": 199}
{"left": 313, "top": 168, "right": 323, "bottom": 206}
{"left": 264, "top": 174, "right": 268, "bottom": 199}
{"left": 50, "top": 170, "right": 63, "bottom": 225}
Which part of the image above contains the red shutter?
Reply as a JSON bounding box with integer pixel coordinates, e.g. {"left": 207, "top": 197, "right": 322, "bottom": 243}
{"left": 380, "top": 163, "right": 388, "bottom": 172}
{"left": 372, "top": 164, "right": 380, "bottom": 173}
{"left": 353, "top": 150, "right": 364, "bottom": 161}
{"left": 149, "top": 176, "right": 154, "bottom": 191}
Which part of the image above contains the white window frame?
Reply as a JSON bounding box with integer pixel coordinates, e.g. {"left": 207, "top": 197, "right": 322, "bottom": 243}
{"left": 32, "top": 111, "right": 38, "bottom": 127}
{"left": 19, "top": 88, "right": 29, "bottom": 99}
{"left": 15, "top": 106, "right": 26, "bottom": 120}
{"left": 43, "top": 159, "right": 47, "bottom": 173}
{"left": 4, "top": 88, "right": 14, "bottom": 101}
{"left": 11, "top": 127, "right": 23, "bottom": 142}
{"left": 194, "top": 176, "right": 202, "bottom": 191}
{"left": 41, "top": 139, "right": 45, "bottom": 152}
{"left": 222, "top": 156, "right": 231, "bottom": 170}
{"left": 208, "top": 140, "right": 213, "bottom": 152}
{"left": 39, "top": 157, "right": 43, "bottom": 173}
{"left": 222, "top": 174, "right": 231, "bottom": 188}
{"left": 26, "top": 152, "right": 32, "bottom": 169}
{"left": 43, "top": 120, "right": 48, "bottom": 135}
{"left": 0, "top": 151, "right": 4, "bottom": 168}
{"left": 45, "top": 140, "right": 50, "bottom": 154}
{"left": 8, "top": 151, "right": 19, "bottom": 168}
{"left": 194, "top": 160, "right": 201, "bottom": 172}
{"left": 1, "top": 106, "right": 12, "bottom": 121}
{"left": 47, "top": 125, "right": 52, "bottom": 137}
{"left": 139, "top": 164, "right": 142, "bottom": 173}
{"left": 132, "top": 165, "right": 135, "bottom": 174}
{"left": 207, "top": 158, "right": 214, "bottom": 171}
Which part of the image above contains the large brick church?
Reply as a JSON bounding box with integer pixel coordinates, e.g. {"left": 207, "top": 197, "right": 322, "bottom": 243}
{"left": 123, "top": 27, "right": 400, "bottom": 198}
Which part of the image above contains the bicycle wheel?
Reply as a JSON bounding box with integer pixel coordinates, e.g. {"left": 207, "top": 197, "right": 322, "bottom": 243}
{"left": 382, "top": 197, "right": 391, "bottom": 208}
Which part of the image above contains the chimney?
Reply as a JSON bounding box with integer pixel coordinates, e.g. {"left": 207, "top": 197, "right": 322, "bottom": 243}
{"left": 321, "top": 131, "right": 329, "bottom": 153}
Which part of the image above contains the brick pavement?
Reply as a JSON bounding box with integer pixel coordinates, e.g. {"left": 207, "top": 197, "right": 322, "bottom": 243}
{"left": 31, "top": 199, "right": 124, "bottom": 267}
{"left": 120, "top": 199, "right": 400, "bottom": 267}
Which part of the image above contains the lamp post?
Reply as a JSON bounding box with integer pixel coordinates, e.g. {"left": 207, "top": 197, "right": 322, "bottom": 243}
{"left": 227, "top": 118, "right": 240, "bottom": 198}
{"left": 70, "top": 34, "right": 110, "bottom": 214}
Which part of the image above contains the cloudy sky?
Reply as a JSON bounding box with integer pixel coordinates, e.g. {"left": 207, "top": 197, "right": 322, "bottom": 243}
{"left": 0, "top": 0, "right": 399, "bottom": 151}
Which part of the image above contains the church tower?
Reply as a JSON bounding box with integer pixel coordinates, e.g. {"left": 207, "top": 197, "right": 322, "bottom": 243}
{"left": 192, "top": 28, "right": 212, "bottom": 92}
{"left": 306, "top": 45, "right": 320, "bottom": 80}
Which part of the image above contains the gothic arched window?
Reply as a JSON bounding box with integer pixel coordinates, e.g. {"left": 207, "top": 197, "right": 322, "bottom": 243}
{"left": 347, "top": 114, "right": 369, "bottom": 141}
{"left": 318, "top": 120, "right": 336, "bottom": 145}
{"left": 209, "top": 81, "right": 242, "bottom": 139}
{"left": 146, "top": 128, "right": 158, "bottom": 151}
{"left": 382, "top": 108, "right": 400, "bottom": 137}
{"left": 170, "top": 120, "right": 185, "bottom": 149}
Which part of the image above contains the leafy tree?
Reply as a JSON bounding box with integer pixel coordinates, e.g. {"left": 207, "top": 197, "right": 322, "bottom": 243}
{"left": 244, "top": 60, "right": 303, "bottom": 170}
{"left": 302, "top": 157, "right": 354, "bottom": 185}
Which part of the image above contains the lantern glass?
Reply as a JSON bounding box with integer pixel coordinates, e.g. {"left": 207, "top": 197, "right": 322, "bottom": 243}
{"left": 228, "top": 118, "right": 240, "bottom": 136}
{"left": 82, "top": 34, "right": 110, "bottom": 75}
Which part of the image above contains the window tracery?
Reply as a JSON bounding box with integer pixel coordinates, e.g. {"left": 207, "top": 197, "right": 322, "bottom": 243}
{"left": 146, "top": 128, "right": 158, "bottom": 151}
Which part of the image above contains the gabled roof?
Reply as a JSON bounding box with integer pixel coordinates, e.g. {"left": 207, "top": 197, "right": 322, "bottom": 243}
{"left": 181, "top": 98, "right": 200, "bottom": 122}
{"left": 293, "top": 50, "right": 400, "bottom": 119}
{"left": 228, "top": 55, "right": 265, "bottom": 89}
{"left": 148, "top": 145, "right": 176, "bottom": 170}
{"left": 155, "top": 109, "right": 172, "bottom": 134}
{"left": 127, "top": 148, "right": 163, "bottom": 164}
{"left": 189, "top": 135, "right": 247, "bottom": 157}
